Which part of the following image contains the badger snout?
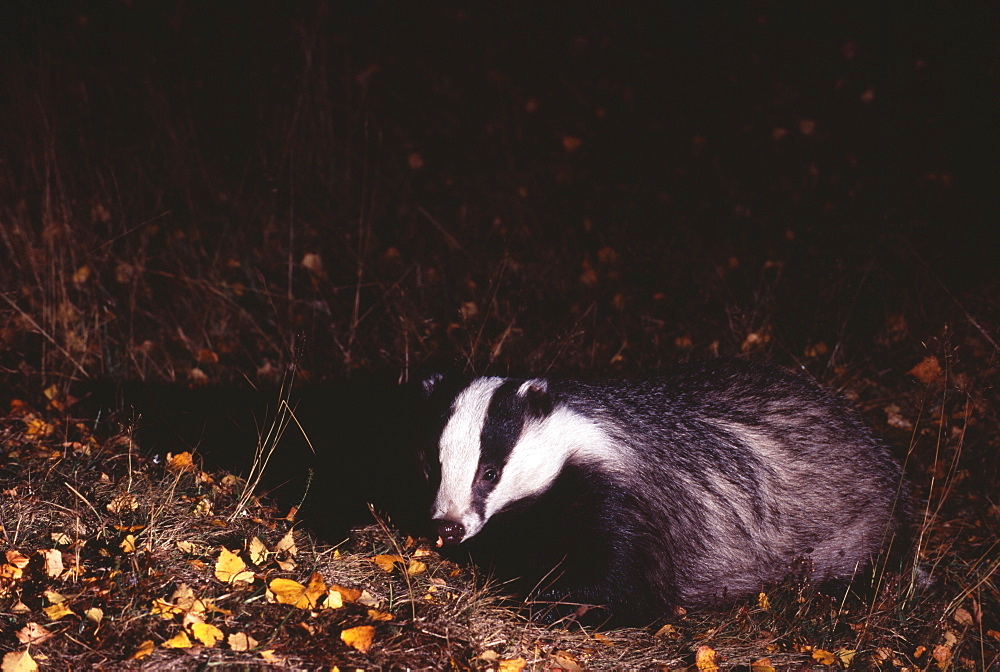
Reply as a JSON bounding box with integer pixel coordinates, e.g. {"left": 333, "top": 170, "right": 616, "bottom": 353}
{"left": 434, "top": 519, "right": 466, "bottom": 546}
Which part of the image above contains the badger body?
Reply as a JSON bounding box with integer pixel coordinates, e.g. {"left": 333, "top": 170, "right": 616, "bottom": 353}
{"left": 420, "top": 359, "right": 907, "bottom": 624}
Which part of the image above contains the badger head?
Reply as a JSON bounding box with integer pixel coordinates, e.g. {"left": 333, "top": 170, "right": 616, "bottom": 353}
{"left": 422, "top": 375, "right": 604, "bottom": 546}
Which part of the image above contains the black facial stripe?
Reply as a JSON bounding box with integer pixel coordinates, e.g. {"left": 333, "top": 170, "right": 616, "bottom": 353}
{"left": 478, "top": 380, "right": 529, "bottom": 476}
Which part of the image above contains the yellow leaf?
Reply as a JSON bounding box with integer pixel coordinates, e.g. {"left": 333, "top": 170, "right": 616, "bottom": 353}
{"left": 40, "top": 549, "right": 63, "bottom": 578}
{"left": 190, "top": 622, "right": 224, "bottom": 647}
{"left": 750, "top": 658, "right": 776, "bottom": 672}
{"left": 340, "top": 625, "right": 375, "bottom": 653}
{"left": 837, "top": 649, "right": 856, "bottom": 666}
{"left": 1, "top": 650, "right": 37, "bottom": 672}
{"left": 43, "top": 602, "right": 75, "bottom": 621}
{"left": 150, "top": 597, "right": 185, "bottom": 619}
{"left": 214, "top": 548, "right": 248, "bottom": 583}
{"left": 259, "top": 650, "right": 281, "bottom": 662}
{"left": 130, "top": 640, "right": 155, "bottom": 660}
{"left": 1, "top": 563, "right": 23, "bottom": 581}
{"left": 370, "top": 554, "right": 404, "bottom": 572}
{"left": 274, "top": 531, "right": 297, "bottom": 556}
{"left": 84, "top": 607, "right": 103, "bottom": 625}
{"left": 120, "top": 534, "right": 137, "bottom": 554}
{"left": 812, "top": 649, "right": 836, "bottom": 665}
{"left": 228, "top": 632, "right": 259, "bottom": 651}
{"left": 166, "top": 452, "right": 195, "bottom": 472}
{"left": 329, "top": 584, "right": 362, "bottom": 603}
{"left": 757, "top": 592, "right": 770, "bottom": 610}
{"left": 268, "top": 574, "right": 325, "bottom": 609}
{"left": 497, "top": 658, "right": 527, "bottom": 672}
{"left": 695, "top": 645, "right": 719, "bottom": 672}
{"left": 43, "top": 589, "right": 66, "bottom": 604}
{"left": 24, "top": 416, "right": 54, "bottom": 437}
{"left": 5, "top": 550, "right": 30, "bottom": 569}
{"left": 162, "top": 630, "right": 192, "bottom": 649}
{"left": 248, "top": 537, "right": 267, "bottom": 565}
{"left": 324, "top": 589, "right": 343, "bottom": 609}
{"left": 406, "top": 559, "right": 427, "bottom": 576}
{"left": 367, "top": 609, "right": 394, "bottom": 621}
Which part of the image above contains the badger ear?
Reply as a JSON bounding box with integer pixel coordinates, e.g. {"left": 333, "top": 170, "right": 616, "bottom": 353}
{"left": 420, "top": 372, "right": 445, "bottom": 399}
{"left": 518, "top": 379, "right": 553, "bottom": 419}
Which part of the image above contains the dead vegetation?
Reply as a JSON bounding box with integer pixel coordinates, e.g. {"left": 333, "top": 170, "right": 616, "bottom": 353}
{"left": 1, "top": 2, "right": 998, "bottom": 669}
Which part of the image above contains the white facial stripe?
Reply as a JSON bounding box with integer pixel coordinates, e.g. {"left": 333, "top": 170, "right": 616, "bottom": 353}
{"left": 484, "top": 405, "right": 621, "bottom": 520}
{"left": 432, "top": 377, "right": 505, "bottom": 528}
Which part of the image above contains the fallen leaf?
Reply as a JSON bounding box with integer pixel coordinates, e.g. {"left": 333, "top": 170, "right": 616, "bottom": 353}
{"left": 1, "top": 650, "right": 37, "bottom": 672}
{"left": 952, "top": 607, "right": 974, "bottom": 626}
{"left": 357, "top": 590, "right": 379, "bottom": 607}
{"left": 328, "top": 584, "right": 362, "bottom": 603}
{"left": 695, "top": 645, "right": 719, "bottom": 672}
{"left": 43, "top": 602, "right": 75, "bottom": 621}
{"left": 84, "top": 607, "right": 103, "bottom": 625}
{"left": 908, "top": 356, "right": 943, "bottom": 384}
{"left": 214, "top": 548, "right": 253, "bottom": 584}
{"left": 130, "top": 641, "right": 155, "bottom": 660}
{"left": 191, "top": 622, "right": 224, "bottom": 647}
{"left": 106, "top": 492, "right": 138, "bottom": 514}
{"left": 150, "top": 597, "right": 185, "bottom": 619}
{"left": 548, "top": 651, "right": 583, "bottom": 671}
{"left": 167, "top": 451, "right": 195, "bottom": 472}
{"left": 248, "top": 537, "right": 268, "bottom": 565}
{"left": 120, "top": 534, "right": 137, "bottom": 553}
{"left": 50, "top": 532, "right": 72, "bottom": 546}
{"left": 268, "top": 574, "right": 326, "bottom": 609}
{"left": 370, "top": 554, "right": 404, "bottom": 572}
{"left": 341, "top": 625, "right": 376, "bottom": 653}
{"left": 406, "top": 559, "right": 427, "bottom": 576}
{"left": 15, "top": 623, "right": 53, "bottom": 645}
{"left": 812, "top": 649, "right": 836, "bottom": 665}
{"left": 5, "top": 552, "right": 29, "bottom": 572}
{"left": 162, "top": 630, "right": 193, "bottom": 648}
{"left": 498, "top": 658, "right": 527, "bottom": 672}
{"left": 750, "top": 659, "right": 776, "bottom": 672}
{"left": 0, "top": 563, "right": 23, "bottom": 581}
{"left": 324, "top": 590, "right": 344, "bottom": 609}
{"left": 228, "top": 632, "right": 259, "bottom": 651}
{"left": 274, "top": 531, "right": 297, "bottom": 556}
{"left": 932, "top": 644, "right": 952, "bottom": 669}
{"left": 757, "top": 592, "right": 770, "bottom": 610}
{"left": 259, "top": 650, "right": 282, "bottom": 662}
{"left": 367, "top": 609, "right": 394, "bottom": 621}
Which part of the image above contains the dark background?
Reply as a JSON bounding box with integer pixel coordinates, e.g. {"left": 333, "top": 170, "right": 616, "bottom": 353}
{"left": 1, "top": 1, "right": 996, "bottom": 381}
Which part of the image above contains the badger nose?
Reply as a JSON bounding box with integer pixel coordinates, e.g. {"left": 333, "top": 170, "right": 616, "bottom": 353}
{"left": 433, "top": 519, "right": 465, "bottom": 546}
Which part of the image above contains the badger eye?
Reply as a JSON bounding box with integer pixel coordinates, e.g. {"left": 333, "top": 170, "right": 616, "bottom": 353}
{"left": 482, "top": 467, "right": 498, "bottom": 483}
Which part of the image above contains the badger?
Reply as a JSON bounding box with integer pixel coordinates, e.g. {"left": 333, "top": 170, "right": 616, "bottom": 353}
{"left": 418, "top": 358, "right": 908, "bottom": 624}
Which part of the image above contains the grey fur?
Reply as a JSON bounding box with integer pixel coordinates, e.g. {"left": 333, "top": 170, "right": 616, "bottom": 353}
{"left": 423, "top": 359, "right": 908, "bottom": 622}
